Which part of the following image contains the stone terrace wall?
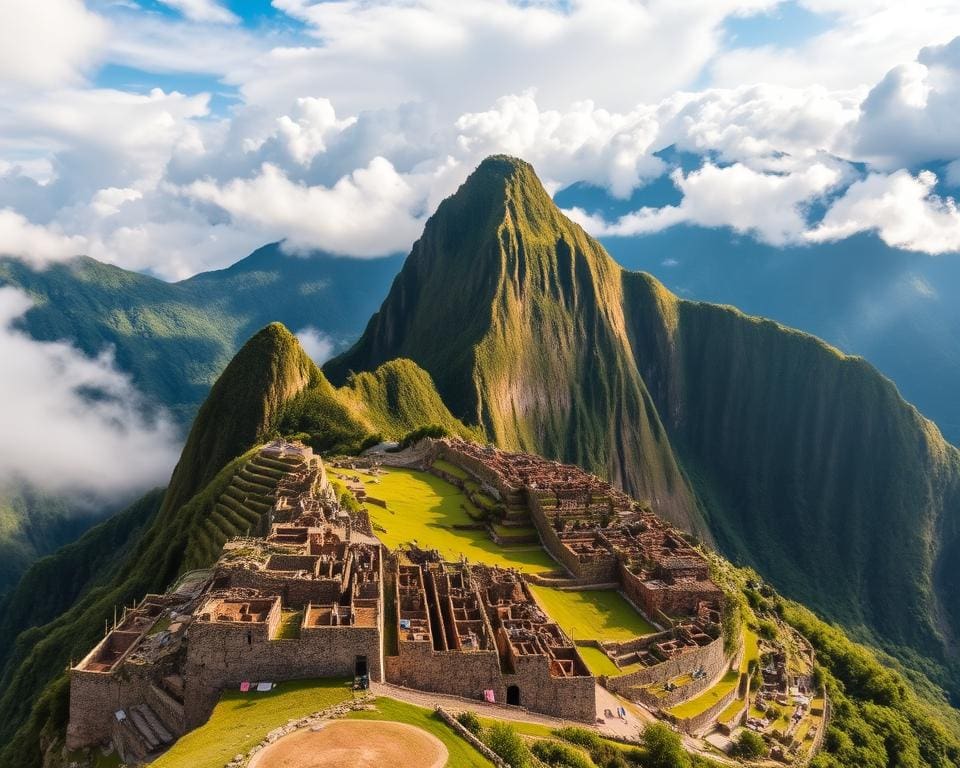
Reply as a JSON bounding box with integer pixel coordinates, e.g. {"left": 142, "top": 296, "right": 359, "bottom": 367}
{"left": 182, "top": 623, "right": 381, "bottom": 728}
{"left": 605, "top": 635, "right": 726, "bottom": 695}
{"left": 671, "top": 678, "right": 741, "bottom": 736}
{"left": 66, "top": 670, "right": 153, "bottom": 749}
{"left": 387, "top": 642, "right": 505, "bottom": 703}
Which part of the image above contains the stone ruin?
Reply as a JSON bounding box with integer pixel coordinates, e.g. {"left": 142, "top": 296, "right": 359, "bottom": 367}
{"left": 388, "top": 557, "right": 596, "bottom": 722}
{"left": 67, "top": 436, "right": 743, "bottom": 763}
{"left": 66, "top": 441, "right": 383, "bottom": 764}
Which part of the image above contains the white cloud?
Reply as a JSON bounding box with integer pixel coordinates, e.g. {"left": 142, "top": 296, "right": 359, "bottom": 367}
{"left": 847, "top": 37, "right": 960, "bottom": 168}
{"left": 0, "top": 286, "right": 180, "bottom": 496}
{"left": 246, "top": 0, "right": 781, "bottom": 115}
{"left": 569, "top": 160, "right": 843, "bottom": 245}
{"left": 0, "top": 209, "right": 85, "bottom": 264}
{"left": 0, "top": 0, "right": 105, "bottom": 90}
{"left": 183, "top": 157, "right": 426, "bottom": 257}
{"left": 711, "top": 1, "right": 960, "bottom": 92}
{"left": 807, "top": 170, "right": 960, "bottom": 254}
{"left": 295, "top": 327, "right": 335, "bottom": 364}
{"left": 274, "top": 98, "right": 358, "bottom": 166}
{"left": 157, "top": 0, "right": 239, "bottom": 25}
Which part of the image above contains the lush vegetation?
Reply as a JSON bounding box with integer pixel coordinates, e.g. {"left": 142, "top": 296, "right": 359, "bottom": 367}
{"left": 0, "top": 484, "right": 104, "bottom": 596}
{"left": 710, "top": 555, "right": 960, "bottom": 768}
{"left": 0, "top": 489, "right": 164, "bottom": 675}
{"left": 150, "top": 678, "right": 352, "bottom": 768}
{"left": 0, "top": 245, "right": 401, "bottom": 425}
{"left": 279, "top": 358, "right": 475, "bottom": 455}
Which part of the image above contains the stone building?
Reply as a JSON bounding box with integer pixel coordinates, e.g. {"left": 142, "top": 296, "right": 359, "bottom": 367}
{"left": 387, "top": 557, "right": 596, "bottom": 722}
{"left": 66, "top": 442, "right": 384, "bottom": 763}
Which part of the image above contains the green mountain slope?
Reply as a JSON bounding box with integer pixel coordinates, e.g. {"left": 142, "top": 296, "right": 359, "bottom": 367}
{"left": 0, "top": 246, "right": 400, "bottom": 592}
{"left": 0, "top": 325, "right": 473, "bottom": 767}
{"left": 624, "top": 278, "right": 960, "bottom": 673}
{"left": 326, "top": 156, "right": 702, "bottom": 535}
{"left": 325, "top": 155, "right": 960, "bottom": 701}
{"left": 0, "top": 245, "right": 401, "bottom": 425}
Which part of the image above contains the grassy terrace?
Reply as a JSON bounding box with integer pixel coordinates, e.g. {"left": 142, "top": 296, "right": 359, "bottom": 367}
{"left": 347, "top": 697, "right": 494, "bottom": 766}
{"left": 665, "top": 628, "right": 757, "bottom": 721}
{"left": 577, "top": 645, "right": 623, "bottom": 676}
{"left": 432, "top": 459, "right": 470, "bottom": 480}
{"left": 150, "top": 679, "right": 353, "bottom": 768}
{"left": 358, "top": 468, "right": 555, "bottom": 573}
{"left": 668, "top": 669, "right": 740, "bottom": 720}
{"left": 528, "top": 585, "right": 657, "bottom": 643}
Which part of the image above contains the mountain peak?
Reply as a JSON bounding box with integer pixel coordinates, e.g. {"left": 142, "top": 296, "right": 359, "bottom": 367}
{"left": 163, "top": 322, "right": 318, "bottom": 514}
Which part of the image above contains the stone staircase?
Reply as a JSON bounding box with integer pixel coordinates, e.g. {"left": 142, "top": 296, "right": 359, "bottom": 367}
{"left": 112, "top": 702, "right": 177, "bottom": 763}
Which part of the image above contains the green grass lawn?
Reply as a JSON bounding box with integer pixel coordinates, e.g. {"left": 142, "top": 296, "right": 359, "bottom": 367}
{"left": 432, "top": 459, "right": 470, "bottom": 480}
{"left": 149, "top": 679, "right": 353, "bottom": 768}
{"left": 667, "top": 669, "right": 741, "bottom": 720}
{"left": 717, "top": 697, "right": 745, "bottom": 725}
{"left": 576, "top": 645, "right": 624, "bottom": 677}
{"left": 347, "top": 697, "right": 494, "bottom": 766}
{"left": 741, "top": 628, "right": 759, "bottom": 673}
{"left": 528, "top": 585, "right": 657, "bottom": 642}
{"left": 360, "top": 468, "right": 555, "bottom": 573}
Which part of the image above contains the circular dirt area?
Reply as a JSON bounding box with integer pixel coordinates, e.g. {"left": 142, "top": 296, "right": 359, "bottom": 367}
{"left": 248, "top": 719, "right": 449, "bottom": 768}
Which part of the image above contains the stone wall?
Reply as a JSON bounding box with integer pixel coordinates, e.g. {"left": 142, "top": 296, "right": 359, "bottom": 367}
{"left": 66, "top": 669, "right": 153, "bottom": 749}
{"left": 670, "top": 678, "right": 741, "bottom": 736}
{"left": 605, "top": 635, "right": 726, "bottom": 695}
{"left": 182, "top": 622, "right": 382, "bottom": 728}
{"left": 387, "top": 642, "right": 505, "bottom": 704}
{"left": 505, "top": 653, "right": 596, "bottom": 722}
{"left": 225, "top": 568, "right": 342, "bottom": 609}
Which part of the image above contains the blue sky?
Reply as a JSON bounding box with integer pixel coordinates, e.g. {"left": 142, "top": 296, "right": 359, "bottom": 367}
{"left": 0, "top": 0, "right": 957, "bottom": 281}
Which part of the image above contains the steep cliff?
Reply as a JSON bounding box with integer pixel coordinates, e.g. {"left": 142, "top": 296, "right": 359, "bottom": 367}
{"left": 327, "top": 155, "right": 960, "bottom": 694}
{"left": 327, "top": 156, "right": 702, "bottom": 535}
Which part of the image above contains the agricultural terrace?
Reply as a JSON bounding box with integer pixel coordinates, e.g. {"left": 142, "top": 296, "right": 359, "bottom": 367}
{"left": 667, "top": 628, "right": 759, "bottom": 721}
{"left": 150, "top": 679, "right": 352, "bottom": 768}
{"left": 527, "top": 585, "right": 657, "bottom": 655}
{"left": 356, "top": 467, "right": 555, "bottom": 573}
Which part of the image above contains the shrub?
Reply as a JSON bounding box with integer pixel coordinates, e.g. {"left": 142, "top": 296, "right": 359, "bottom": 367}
{"left": 483, "top": 723, "right": 533, "bottom": 768}
{"left": 398, "top": 424, "right": 450, "bottom": 450}
{"left": 641, "top": 722, "right": 690, "bottom": 768}
{"left": 730, "top": 730, "right": 767, "bottom": 760}
{"left": 553, "top": 726, "right": 633, "bottom": 768}
{"left": 456, "top": 710, "right": 482, "bottom": 736}
{"left": 531, "top": 740, "right": 594, "bottom": 768}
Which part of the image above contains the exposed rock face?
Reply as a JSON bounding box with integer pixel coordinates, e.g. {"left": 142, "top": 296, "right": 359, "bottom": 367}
{"left": 327, "top": 155, "right": 960, "bottom": 693}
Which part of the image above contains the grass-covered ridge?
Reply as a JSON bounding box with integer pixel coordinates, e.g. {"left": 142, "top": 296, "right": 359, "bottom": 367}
{"left": 326, "top": 156, "right": 702, "bottom": 536}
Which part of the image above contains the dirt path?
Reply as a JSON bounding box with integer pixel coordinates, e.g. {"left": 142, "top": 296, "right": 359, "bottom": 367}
{"left": 248, "top": 719, "right": 448, "bottom": 768}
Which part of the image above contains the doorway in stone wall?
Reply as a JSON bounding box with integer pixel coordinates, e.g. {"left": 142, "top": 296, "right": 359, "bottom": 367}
{"left": 355, "top": 655, "right": 368, "bottom": 677}
{"left": 506, "top": 685, "right": 520, "bottom": 706}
